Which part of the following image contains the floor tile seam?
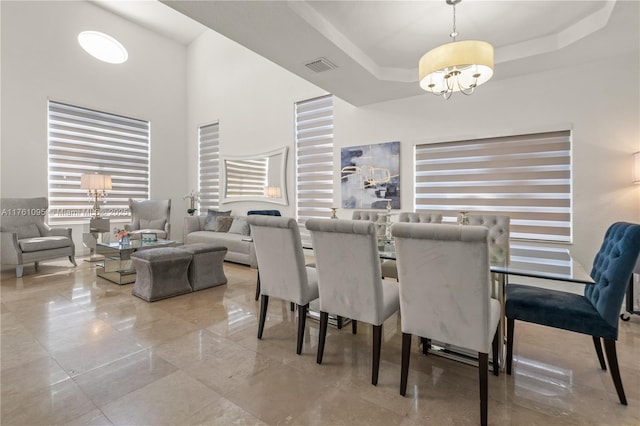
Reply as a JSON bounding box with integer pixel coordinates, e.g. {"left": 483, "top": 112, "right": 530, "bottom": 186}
{"left": 58, "top": 345, "right": 151, "bottom": 378}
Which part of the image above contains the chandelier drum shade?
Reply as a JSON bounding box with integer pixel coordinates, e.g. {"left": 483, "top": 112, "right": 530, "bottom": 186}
{"left": 419, "top": 40, "right": 494, "bottom": 94}
{"left": 419, "top": 0, "right": 494, "bottom": 99}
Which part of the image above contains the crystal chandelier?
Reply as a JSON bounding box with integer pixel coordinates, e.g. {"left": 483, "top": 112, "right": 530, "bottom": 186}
{"left": 419, "top": 0, "right": 494, "bottom": 99}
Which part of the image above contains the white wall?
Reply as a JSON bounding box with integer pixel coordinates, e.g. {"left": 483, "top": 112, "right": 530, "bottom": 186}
{"left": 186, "top": 30, "right": 325, "bottom": 219}
{"left": 333, "top": 55, "right": 640, "bottom": 265}
{"left": 1, "top": 1, "right": 188, "bottom": 251}
{"left": 187, "top": 27, "right": 639, "bottom": 267}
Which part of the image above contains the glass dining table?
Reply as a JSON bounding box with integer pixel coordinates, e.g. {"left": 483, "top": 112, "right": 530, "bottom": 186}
{"left": 305, "top": 239, "right": 595, "bottom": 369}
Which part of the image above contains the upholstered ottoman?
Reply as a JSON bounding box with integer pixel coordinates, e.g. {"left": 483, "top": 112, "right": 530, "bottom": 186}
{"left": 131, "top": 247, "right": 193, "bottom": 302}
{"left": 179, "top": 243, "right": 228, "bottom": 291}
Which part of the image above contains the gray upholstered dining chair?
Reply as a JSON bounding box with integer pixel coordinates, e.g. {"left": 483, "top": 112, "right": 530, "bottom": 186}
{"left": 125, "top": 198, "right": 171, "bottom": 239}
{"left": 0, "top": 197, "right": 76, "bottom": 277}
{"left": 392, "top": 223, "right": 500, "bottom": 426}
{"left": 506, "top": 222, "right": 640, "bottom": 406}
{"left": 380, "top": 211, "right": 443, "bottom": 280}
{"left": 306, "top": 218, "right": 400, "bottom": 385}
{"left": 248, "top": 215, "right": 319, "bottom": 355}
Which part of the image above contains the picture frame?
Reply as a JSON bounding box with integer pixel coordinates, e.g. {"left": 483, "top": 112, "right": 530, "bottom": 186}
{"left": 141, "top": 232, "right": 158, "bottom": 242}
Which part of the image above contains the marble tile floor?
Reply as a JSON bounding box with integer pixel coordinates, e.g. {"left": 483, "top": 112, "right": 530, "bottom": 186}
{"left": 1, "top": 258, "right": 639, "bottom": 425}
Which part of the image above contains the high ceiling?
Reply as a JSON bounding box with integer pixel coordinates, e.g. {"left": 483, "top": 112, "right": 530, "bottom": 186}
{"left": 95, "top": 0, "right": 639, "bottom": 106}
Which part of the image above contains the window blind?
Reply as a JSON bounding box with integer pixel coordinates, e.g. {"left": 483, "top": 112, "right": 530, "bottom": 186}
{"left": 415, "top": 130, "right": 572, "bottom": 242}
{"left": 198, "top": 122, "right": 220, "bottom": 213}
{"left": 47, "top": 101, "right": 150, "bottom": 224}
{"left": 295, "top": 95, "right": 334, "bottom": 238}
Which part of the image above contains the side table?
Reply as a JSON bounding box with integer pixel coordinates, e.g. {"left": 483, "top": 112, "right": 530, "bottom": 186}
{"left": 83, "top": 218, "right": 110, "bottom": 262}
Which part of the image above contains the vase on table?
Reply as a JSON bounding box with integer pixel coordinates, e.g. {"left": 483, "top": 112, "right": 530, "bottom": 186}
{"left": 119, "top": 235, "right": 131, "bottom": 246}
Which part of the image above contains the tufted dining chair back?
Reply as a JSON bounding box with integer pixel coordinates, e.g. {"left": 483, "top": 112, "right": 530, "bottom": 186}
{"left": 398, "top": 212, "right": 443, "bottom": 224}
{"left": 585, "top": 222, "right": 640, "bottom": 329}
{"left": 468, "top": 214, "right": 510, "bottom": 264}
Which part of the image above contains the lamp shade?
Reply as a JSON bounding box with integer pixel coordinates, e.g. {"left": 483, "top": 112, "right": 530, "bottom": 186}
{"left": 633, "top": 152, "right": 640, "bottom": 184}
{"left": 81, "top": 173, "right": 112, "bottom": 190}
{"left": 419, "top": 40, "right": 494, "bottom": 93}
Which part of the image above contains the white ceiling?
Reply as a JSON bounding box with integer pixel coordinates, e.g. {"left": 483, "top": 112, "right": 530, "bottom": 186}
{"left": 95, "top": 0, "right": 639, "bottom": 106}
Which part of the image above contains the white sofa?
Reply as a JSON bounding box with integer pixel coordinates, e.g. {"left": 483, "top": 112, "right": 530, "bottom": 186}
{"left": 184, "top": 215, "right": 256, "bottom": 267}
{"left": 184, "top": 210, "right": 282, "bottom": 268}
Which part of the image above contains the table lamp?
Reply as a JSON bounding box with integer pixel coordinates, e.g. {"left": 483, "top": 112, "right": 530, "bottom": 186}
{"left": 81, "top": 173, "right": 112, "bottom": 218}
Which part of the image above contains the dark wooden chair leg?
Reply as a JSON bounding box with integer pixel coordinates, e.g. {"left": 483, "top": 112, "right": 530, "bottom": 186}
{"left": 352, "top": 320, "right": 357, "bottom": 335}
{"left": 492, "top": 324, "right": 500, "bottom": 376}
{"left": 317, "top": 311, "right": 329, "bottom": 364}
{"left": 603, "top": 339, "right": 627, "bottom": 405}
{"left": 506, "top": 318, "right": 514, "bottom": 375}
{"left": 372, "top": 324, "right": 382, "bottom": 386}
{"left": 296, "top": 304, "right": 308, "bottom": 355}
{"left": 337, "top": 316, "right": 343, "bottom": 329}
{"left": 254, "top": 271, "right": 261, "bottom": 301}
{"left": 290, "top": 302, "right": 295, "bottom": 312}
{"left": 593, "top": 336, "right": 607, "bottom": 370}
{"left": 479, "top": 352, "right": 489, "bottom": 426}
{"left": 257, "top": 295, "right": 269, "bottom": 339}
{"left": 400, "top": 332, "right": 412, "bottom": 396}
{"left": 420, "top": 337, "right": 430, "bottom": 356}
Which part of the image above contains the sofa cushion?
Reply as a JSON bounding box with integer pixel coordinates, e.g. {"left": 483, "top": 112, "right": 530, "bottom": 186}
{"left": 8, "top": 223, "right": 41, "bottom": 239}
{"left": 185, "top": 231, "right": 251, "bottom": 255}
{"left": 204, "top": 210, "right": 232, "bottom": 231}
{"left": 140, "top": 218, "right": 166, "bottom": 230}
{"left": 19, "top": 236, "right": 71, "bottom": 252}
{"left": 215, "top": 216, "right": 234, "bottom": 233}
{"left": 228, "top": 216, "right": 250, "bottom": 236}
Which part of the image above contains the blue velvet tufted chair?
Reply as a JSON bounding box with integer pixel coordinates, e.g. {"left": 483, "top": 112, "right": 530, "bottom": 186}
{"left": 505, "top": 222, "right": 640, "bottom": 405}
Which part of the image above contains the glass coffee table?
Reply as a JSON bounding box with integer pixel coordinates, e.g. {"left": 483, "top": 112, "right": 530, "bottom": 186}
{"left": 96, "top": 239, "right": 177, "bottom": 284}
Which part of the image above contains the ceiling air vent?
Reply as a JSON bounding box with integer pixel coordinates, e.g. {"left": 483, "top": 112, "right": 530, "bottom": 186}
{"left": 304, "top": 57, "right": 337, "bottom": 73}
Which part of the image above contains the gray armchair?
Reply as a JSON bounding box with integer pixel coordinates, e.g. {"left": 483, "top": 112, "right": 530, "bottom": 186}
{"left": 125, "top": 198, "right": 171, "bottom": 239}
{"left": 0, "top": 197, "right": 76, "bottom": 277}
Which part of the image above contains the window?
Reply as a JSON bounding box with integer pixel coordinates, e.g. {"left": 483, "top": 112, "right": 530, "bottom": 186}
{"left": 295, "top": 95, "right": 334, "bottom": 239}
{"left": 415, "top": 130, "right": 571, "bottom": 242}
{"left": 47, "top": 101, "right": 150, "bottom": 224}
{"left": 198, "top": 122, "right": 220, "bottom": 213}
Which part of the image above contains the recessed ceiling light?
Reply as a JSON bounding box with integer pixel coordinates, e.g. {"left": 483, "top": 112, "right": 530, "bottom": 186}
{"left": 78, "top": 31, "right": 128, "bottom": 64}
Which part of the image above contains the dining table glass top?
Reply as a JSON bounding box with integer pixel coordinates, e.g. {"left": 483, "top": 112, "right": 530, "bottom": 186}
{"left": 310, "top": 240, "right": 595, "bottom": 285}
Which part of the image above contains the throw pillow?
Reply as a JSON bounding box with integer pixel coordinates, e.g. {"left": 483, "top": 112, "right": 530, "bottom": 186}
{"left": 228, "top": 216, "right": 251, "bottom": 236}
{"left": 9, "top": 223, "right": 41, "bottom": 239}
{"left": 140, "top": 218, "right": 166, "bottom": 230}
{"left": 215, "top": 216, "right": 234, "bottom": 233}
{"left": 204, "top": 210, "right": 232, "bottom": 231}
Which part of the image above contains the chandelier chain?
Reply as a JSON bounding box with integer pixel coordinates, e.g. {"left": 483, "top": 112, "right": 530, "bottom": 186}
{"left": 450, "top": 2, "right": 458, "bottom": 40}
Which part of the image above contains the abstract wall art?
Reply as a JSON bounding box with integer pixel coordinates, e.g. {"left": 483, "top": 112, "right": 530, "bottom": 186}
{"left": 341, "top": 141, "right": 400, "bottom": 209}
